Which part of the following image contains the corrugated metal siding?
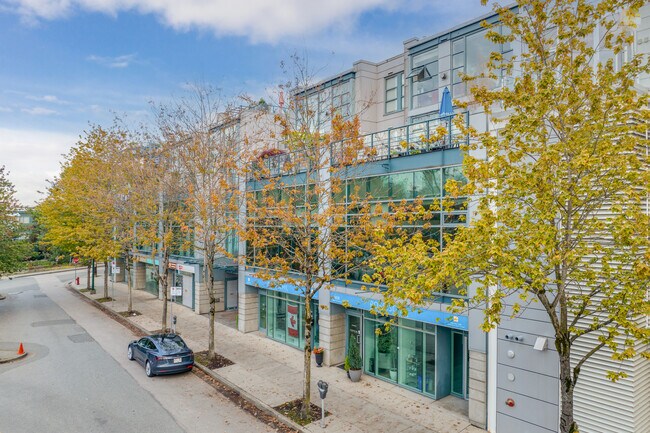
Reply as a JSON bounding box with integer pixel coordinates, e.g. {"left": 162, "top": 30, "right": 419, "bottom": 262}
{"left": 572, "top": 344, "right": 636, "bottom": 432}
{"left": 633, "top": 342, "right": 650, "bottom": 432}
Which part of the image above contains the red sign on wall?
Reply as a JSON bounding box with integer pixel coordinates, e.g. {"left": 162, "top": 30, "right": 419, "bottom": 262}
{"left": 287, "top": 304, "right": 299, "bottom": 337}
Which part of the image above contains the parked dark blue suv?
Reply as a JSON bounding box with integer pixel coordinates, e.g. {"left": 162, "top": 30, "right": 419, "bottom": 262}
{"left": 128, "top": 334, "right": 194, "bottom": 377}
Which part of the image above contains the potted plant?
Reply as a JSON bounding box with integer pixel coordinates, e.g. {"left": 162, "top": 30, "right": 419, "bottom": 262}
{"left": 313, "top": 347, "right": 324, "bottom": 367}
{"left": 348, "top": 341, "right": 362, "bottom": 382}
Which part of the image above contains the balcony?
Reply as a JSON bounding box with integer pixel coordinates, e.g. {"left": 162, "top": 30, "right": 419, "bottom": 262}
{"left": 250, "top": 112, "right": 468, "bottom": 180}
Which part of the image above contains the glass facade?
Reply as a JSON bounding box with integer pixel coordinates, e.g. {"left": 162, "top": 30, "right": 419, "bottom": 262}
{"left": 248, "top": 166, "right": 468, "bottom": 299}
{"left": 259, "top": 290, "right": 319, "bottom": 350}
{"left": 356, "top": 311, "right": 467, "bottom": 400}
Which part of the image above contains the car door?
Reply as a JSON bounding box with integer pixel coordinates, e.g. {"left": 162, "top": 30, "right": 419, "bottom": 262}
{"left": 135, "top": 338, "right": 149, "bottom": 364}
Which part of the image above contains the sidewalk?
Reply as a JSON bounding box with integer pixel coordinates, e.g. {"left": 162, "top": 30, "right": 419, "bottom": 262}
{"left": 75, "top": 277, "right": 484, "bottom": 433}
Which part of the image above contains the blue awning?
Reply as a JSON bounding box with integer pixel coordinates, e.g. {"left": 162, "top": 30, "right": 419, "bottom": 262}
{"left": 245, "top": 275, "right": 320, "bottom": 300}
{"left": 329, "top": 291, "right": 467, "bottom": 331}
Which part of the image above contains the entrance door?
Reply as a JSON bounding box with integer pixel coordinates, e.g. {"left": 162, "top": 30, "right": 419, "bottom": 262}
{"left": 172, "top": 271, "right": 183, "bottom": 305}
{"left": 346, "top": 314, "right": 362, "bottom": 354}
{"left": 451, "top": 331, "right": 468, "bottom": 398}
{"left": 225, "top": 279, "right": 238, "bottom": 309}
{"left": 182, "top": 274, "right": 193, "bottom": 308}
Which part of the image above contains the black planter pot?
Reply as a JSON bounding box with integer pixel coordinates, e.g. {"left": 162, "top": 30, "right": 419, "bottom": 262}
{"left": 315, "top": 352, "right": 324, "bottom": 367}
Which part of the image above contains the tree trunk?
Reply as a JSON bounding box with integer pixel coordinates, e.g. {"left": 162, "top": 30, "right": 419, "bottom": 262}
{"left": 300, "top": 296, "right": 313, "bottom": 421}
{"left": 557, "top": 339, "right": 579, "bottom": 433}
{"left": 125, "top": 254, "right": 132, "bottom": 313}
{"left": 86, "top": 263, "right": 91, "bottom": 289}
{"left": 206, "top": 256, "right": 216, "bottom": 360}
{"left": 103, "top": 261, "right": 109, "bottom": 298}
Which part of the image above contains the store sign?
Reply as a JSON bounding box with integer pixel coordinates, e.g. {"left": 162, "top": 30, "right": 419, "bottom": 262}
{"left": 287, "top": 304, "right": 299, "bottom": 337}
{"left": 168, "top": 262, "right": 195, "bottom": 274}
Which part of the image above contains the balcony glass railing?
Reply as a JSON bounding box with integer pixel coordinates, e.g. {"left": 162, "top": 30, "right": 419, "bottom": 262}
{"left": 251, "top": 112, "right": 468, "bottom": 179}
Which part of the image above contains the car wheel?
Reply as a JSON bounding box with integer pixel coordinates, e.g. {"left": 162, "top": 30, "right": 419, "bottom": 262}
{"left": 127, "top": 346, "right": 134, "bottom": 361}
{"left": 145, "top": 361, "right": 154, "bottom": 377}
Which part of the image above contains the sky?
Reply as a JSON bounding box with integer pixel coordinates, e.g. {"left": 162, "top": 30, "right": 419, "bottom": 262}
{"left": 0, "top": 0, "right": 484, "bottom": 206}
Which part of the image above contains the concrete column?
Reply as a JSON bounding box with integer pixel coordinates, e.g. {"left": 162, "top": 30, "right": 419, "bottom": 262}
{"left": 115, "top": 258, "right": 126, "bottom": 282}
{"left": 134, "top": 262, "right": 146, "bottom": 290}
{"left": 214, "top": 280, "right": 225, "bottom": 312}
{"left": 238, "top": 284, "right": 259, "bottom": 333}
{"left": 318, "top": 298, "right": 346, "bottom": 367}
{"left": 194, "top": 276, "right": 210, "bottom": 315}
{"left": 469, "top": 350, "right": 487, "bottom": 429}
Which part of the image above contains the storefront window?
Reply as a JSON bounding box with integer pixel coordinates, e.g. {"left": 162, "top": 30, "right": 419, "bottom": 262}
{"left": 145, "top": 265, "right": 158, "bottom": 296}
{"left": 259, "top": 290, "right": 319, "bottom": 350}
{"left": 356, "top": 313, "right": 462, "bottom": 400}
{"left": 399, "top": 326, "right": 423, "bottom": 391}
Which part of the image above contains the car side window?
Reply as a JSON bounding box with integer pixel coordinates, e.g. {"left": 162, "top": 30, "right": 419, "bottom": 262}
{"left": 137, "top": 338, "right": 148, "bottom": 348}
{"left": 146, "top": 340, "right": 157, "bottom": 351}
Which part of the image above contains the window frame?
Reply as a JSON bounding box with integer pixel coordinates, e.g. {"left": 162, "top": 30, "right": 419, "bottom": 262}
{"left": 384, "top": 73, "right": 404, "bottom": 115}
{"left": 409, "top": 48, "right": 440, "bottom": 110}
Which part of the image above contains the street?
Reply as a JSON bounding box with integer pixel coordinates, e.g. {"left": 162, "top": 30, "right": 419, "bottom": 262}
{"left": 0, "top": 270, "right": 274, "bottom": 433}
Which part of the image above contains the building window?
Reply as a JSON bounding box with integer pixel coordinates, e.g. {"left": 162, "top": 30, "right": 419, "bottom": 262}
{"left": 385, "top": 73, "right": 404, "bottom": 114}
{"left": 409, "top": 48, "right": 439, "bottom": 109}
{"left": 299, "top": 78, "right": 353, "bottom": 133}
{"left": 452, "top": 26, "right": 513, "bottom": 97}
{"left": 258, "top": 289, "right": 319, "bottom": 350}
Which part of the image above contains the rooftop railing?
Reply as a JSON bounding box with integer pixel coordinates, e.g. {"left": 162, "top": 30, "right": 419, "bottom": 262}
{"left": 251, "top": 112, "right": 469, "bottom": 179}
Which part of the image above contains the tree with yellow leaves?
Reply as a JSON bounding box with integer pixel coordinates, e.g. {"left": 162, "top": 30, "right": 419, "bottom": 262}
{"left": 244, "top": 61, "right": 383, "bottom": 421}
{"left": 154, "top": 84, "right": 242, "bottom": 360}
{"left": 366, "top": 2, "right": 649, "bottom": 432}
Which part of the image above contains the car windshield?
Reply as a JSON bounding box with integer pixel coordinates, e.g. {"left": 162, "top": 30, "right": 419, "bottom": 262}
{"left": 157, "top": 336, "right": 187, "bottom": 354}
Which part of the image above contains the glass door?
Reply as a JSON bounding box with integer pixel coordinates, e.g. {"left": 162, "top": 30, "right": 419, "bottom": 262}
{"left": 364, "top": 321, "right": 377, "bottom": 374}
{"left": 346, "top": 313, "right": 362, "bottom": 353}
{"left": 424, "top": 332, "right": 436, "bottom": 397}
{"left": 398, "top": 326, "right": 423, "bottom": 391}
{"left": 451, "top": 331, "right": 468, "bottom": 398}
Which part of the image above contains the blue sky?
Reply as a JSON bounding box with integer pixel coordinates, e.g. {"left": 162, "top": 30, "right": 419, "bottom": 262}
{"left": 0, "top": 0, "right": 483, "bottom": 205}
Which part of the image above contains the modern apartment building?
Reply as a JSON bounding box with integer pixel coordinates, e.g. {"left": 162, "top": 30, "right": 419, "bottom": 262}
{"left": 126, "top": 6, "right": 650, "bottom": 433}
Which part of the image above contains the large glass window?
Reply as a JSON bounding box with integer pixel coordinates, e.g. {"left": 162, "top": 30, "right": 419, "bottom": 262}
{"left": 390, "top": 172, "right": 414, "bottom": 200}
{"left": 414, "top": 169, "right": 442, "bottom": 198}
{"left": 359, "top": 314, "right": 449, "bottom": 399}
{"left": 452, "top": 26, "right": 513, "bottom": 97}
{"left": 259, "top": 290, "right": 319, "bottom": 350}
{"left": 410, "top": 48, "right": 439, "bottom": 109}
{"left": 385, "top": 73, "right": 404, "bottom": 114}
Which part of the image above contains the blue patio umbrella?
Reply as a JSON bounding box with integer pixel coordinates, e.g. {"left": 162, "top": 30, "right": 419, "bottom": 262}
{"left": 439, "top": 86, "right": 453, "bottom": 117}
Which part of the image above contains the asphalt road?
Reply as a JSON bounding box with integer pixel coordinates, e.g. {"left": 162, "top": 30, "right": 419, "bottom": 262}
{"left": 0, "top": 271, "right": 274, "bottom": 433}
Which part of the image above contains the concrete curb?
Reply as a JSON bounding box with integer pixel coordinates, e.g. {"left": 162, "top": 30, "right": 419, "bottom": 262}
{"left": 65, "top": 282, "right": 307, "bottom": 433}
{"left": 193, "top": 363, "right": 308, "bottom": 433}
{"left": 0, "top": 351, "right": 28, "bottom": 364}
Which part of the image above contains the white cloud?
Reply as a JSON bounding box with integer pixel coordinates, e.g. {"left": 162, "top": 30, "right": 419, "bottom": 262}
{"left": 26, "top": 94, "right": 70, "bottom": 104}
{"left": 3, "top": 0, "right": 400, "bottom": 42}
{"left": 0, "top": 127, "right": 77, "bottom": 206}
{"left": 0, "top": 106, "right": 12, "bottom": 112}
{"left": 87, "top": 53, "right": 137, "bottom": 68}
{"left": 21, "top": 106, "right": 58, "bottom": 115}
